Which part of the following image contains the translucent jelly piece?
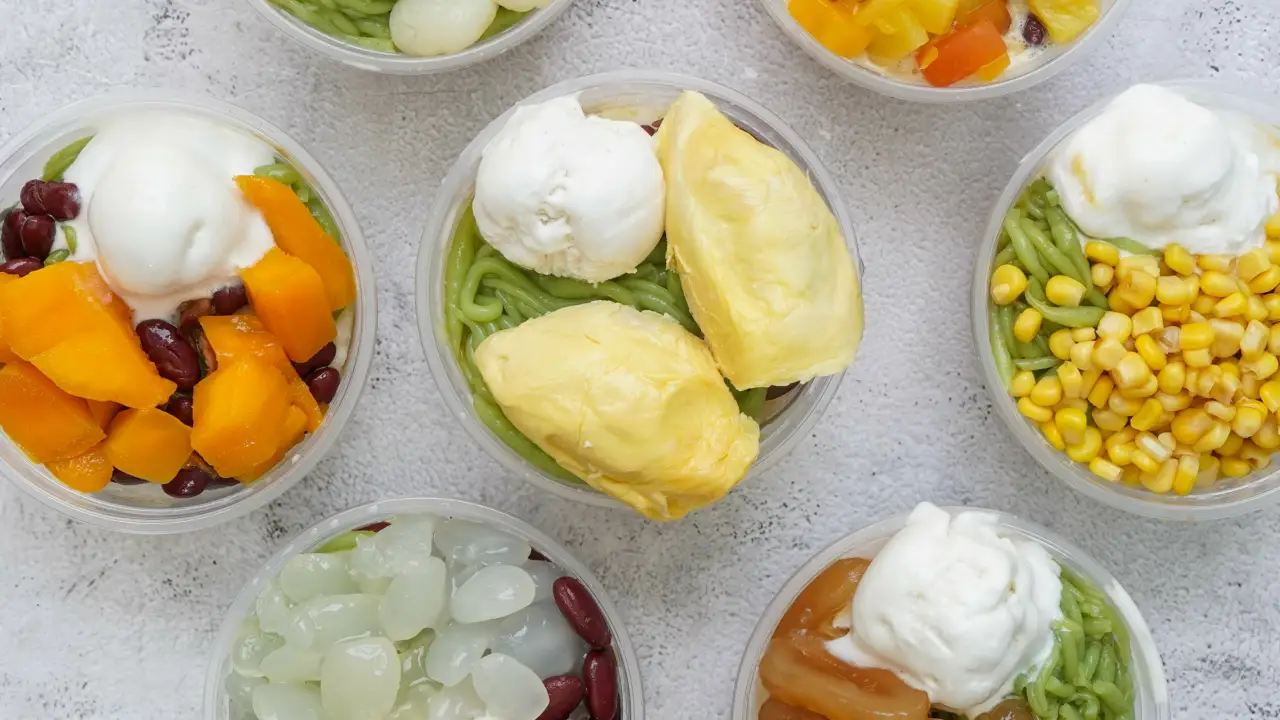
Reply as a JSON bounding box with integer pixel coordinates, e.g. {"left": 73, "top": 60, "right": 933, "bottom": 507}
{"left": 450, "top": 564, "right": 535, "bottom": 624}
{"left": 376, "top": 514, "right": 440, "bottom": 575}
{"left": 257, "top": 583, "right": 294, "bottom": 636}
{"left": 259, "top": 645, "right": 323, "bottom": 683}
{"left": 230, "top": 617, "right": 284, "bottom": 677}
{"left": 398, "top": 629, "right": 437, "bottom": 695}
{"left": 225, "top": 673, "right": 265, "bottom": 719}
{"left": 470, "top": 652, "right": 550, "bottom": 720}
{"left": 775, "top": 557, "right": 871, "bottom": 640}
{"left": 426, "top": 677, "right": 486, "bottom": 720}
{"left": 523, "top": 560, "right": 567, "bottom": 604}
{"left": 281, "top": 593, "right": 381, "bottom": 652}
{"left": 490, "top": 602, "right": 588, "bottom": 679}
{"left": 380, "top": 559, "right": 449, "bottom": 641}
{"left": 321, "top": 636, "right": 401, "bottom": 720}
{"left": 279, "top": 552, "right": 358, "bottom": 603}
{"left": 424, "top": 620, "right": 498, "bottom": 687}
{"left": 251, "top": 681, "right": 323, "bottom": 720}
{"left": 349, "top": 534, "right": 393, "bottom": 582}
{"left": 434, "top": 519, "right": 530, "bottom": 568}
{"left": 388, "top": 682, "right": 442, "bottom": 720}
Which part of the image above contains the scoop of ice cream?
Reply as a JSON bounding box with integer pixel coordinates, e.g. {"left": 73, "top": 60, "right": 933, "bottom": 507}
{"left": 473, "top": 301, "right": 759, "bottom": 520}
{"left": 473, "top": 96, "right": 665, "bottom": 283}
{"left": 655, "top": 90, "right": 863, "bottom": 389}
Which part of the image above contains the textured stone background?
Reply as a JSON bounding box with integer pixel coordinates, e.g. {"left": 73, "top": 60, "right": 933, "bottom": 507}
{"left": 1, "top": 0, "right": 1279, "bottom": 718}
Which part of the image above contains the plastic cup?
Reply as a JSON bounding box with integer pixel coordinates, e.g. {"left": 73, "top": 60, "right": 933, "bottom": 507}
{"left": 757, "top": 0, "right": 1132, "bottom": 103}
{"left": 0, "top": 91, "right": 377, "bottom": 534}
{"left": 203, "top": 496, "right": 644, "bottom": 719}
{"left": 415, "top": 69, "right": 863, "bottom": 510}
{"left": 972, "top": 80, "right": 1280, "bottom": 520}
{"left": 241, "top": 0, "right": 575, "bottom": 74}
{"left": 732, "top": 506, "right": 1170, "bottom": 720}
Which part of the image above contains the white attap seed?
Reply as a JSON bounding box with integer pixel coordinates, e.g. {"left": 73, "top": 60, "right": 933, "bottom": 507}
{"left": 279, "top": 553, "right": 358, "bottom": 603}
{"left": 255, "top": 584, "right": 293, "bottom": 636}
{"left": 471, "top": 653, "right": 551, "bottom": 720}
{"left": 522, "top": 560, "right": 567, "bottom": 604}
{"left": 258, "top": 645, "right": 323, "bottom": 684}
{"left": 490, "top": 602, "right": 588, "bottom": 679}
{"left": 251, "top": 682, "right": 322, "bottom": 720}
{"left": 425, "top": 677, "right": 487, "bottom": 720}
{"left": 320, "top": 637, "right": 401, "bottom": 720}
{"left": 376, "top": 515, "right": 440, "bottom": 576}
{"left": 424, "top": 620, "right": 499, "bottom": 687}
{"left": 450, "top": 564, "right": 535, "bottom": 623}
{"left": 380, "top": 558, "right": 449, "bottom": 641}
{"left": 281, "top": 593, "right": 381, "bottom": 652}
{"left": 230, "top": 618, "right": 284, "bottom": 678}
{"left": 434, "top": 519, "right": 531, "bottom": 568}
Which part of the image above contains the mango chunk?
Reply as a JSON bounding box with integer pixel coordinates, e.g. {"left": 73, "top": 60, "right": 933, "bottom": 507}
{"left": 47, "top": 444, "right": 113, "bottom": 493}
{"left": 237, "top": 405, "right": 308, "bottom": 483}
{"left": 287, "top": 375, "right": 325, "bottom": 432}
{"left": 240, "top": 248, "right": 337, "bottom": 363}
{"left": 191, "top": 359, "right": 293, "bottom": 478}
{"left": 31, "top": 326, "right": 176, "bottom": 409}
{"left": 200, "top": 314, "right": 294, "bottom": 376}
{"left": 0, "top": 262, "right": 130, "bottom": 359}
{"left": 0, "top": 361, "right": 104, "bottom": 463}
{"left": 103, "top": 408, "right": 193, "bottom": 483}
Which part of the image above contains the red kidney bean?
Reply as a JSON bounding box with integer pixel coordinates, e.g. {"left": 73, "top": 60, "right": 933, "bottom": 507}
{"left": 178, "top": 298, "right": 213, "bottom": 333}
{"left": 293, "top": 342, "right": 337, "bottom": 377}
{"left": 583, "top": 650, "right": 618, "bottom": 720}
{"left": 536, "top": 675, "right": 586, "bottom": 720}
{"left": 553, "top": 577, "right": 612, "bottom": 649}
{"left": 1023, "top": 14, "right": 1048, "bottom": 46}
{"left": 136, "top": 319, "right": 201, "bottom": 391}
{"left": 305, "top": 367, "right": 341, "bottom": 404}
{"left": 0, "top": 257, "right": 43, "bottom": 277}
{"left": 357, "top": 521, "right": 390, "bottom": 533}
{"left": 163, "top": 467, "right": 210, "bottom": 498}
{"left": 110, "top": 470, "right": 148, "bottom": 485}
{"left": 211, "top": 283, "right": 248, "bottom": 315}
{"left": 165, "top": 394, "right": 194, "bottom": 426}
{"left": 2, "top": 208, "right": 27, "bottom": 259}
{"left": 17, "top": 213, "right": 55, "bottom": 260}
{"left": 20, "top": 180, "right": 81, "bottom": 220}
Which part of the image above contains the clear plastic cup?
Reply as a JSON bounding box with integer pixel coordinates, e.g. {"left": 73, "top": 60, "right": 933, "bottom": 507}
{"left": 241, "top": 0, "right": 575, "bottom": 74}
{"left": 0, "top": 91, "right": 377, "bottom": 534}
{"left": 203, "top": 496, "right": 644, "bottom": 719}
{"left": 972, "top": 80, "right": 1280, "bottom": 520}
{"left": 757, "top": 0, "right": 1132, "bottom": 102}
{"left": 732, "top": 506, "right": 1170, "bottom": 720}
{"left": 415, "top": 70, "right": 863, "bottom": 510}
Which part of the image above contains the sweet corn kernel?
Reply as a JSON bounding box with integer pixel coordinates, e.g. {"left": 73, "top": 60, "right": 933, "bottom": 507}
{"left": 1210, "top": 319, "right": 1245, "bottom": 358}
{"left": 1220, "top": 432, "right": 1245, "bottom": 457}
{"left": 1085, "top": 241, "right": 1120, "bottom": 266}
{"left": 1247, "top": 294, "right": 1269, "bottom": 322}
{"left": 1159, "top": 303, "right": 1190, "bottom": 326}
{"left": 1116, "top": 271, "right": 1156, "bottom": 309}
{"left": 1066, "top": 427, "right": 1103, "bottom": 463}
{"left": 1233, "top": 401, "right": 1267, "bottom": 438}
{"left": 1269, "top": 239, "right": 1280, "bottom": 263}
{"left": 1072, "top": 327, "right": 1097, "bottom": 343}
{"left": 1095, "top": 312, "right": 1131, "bottom": 342}
{"left": 1191, "top": 294, "right": 1217, "bottom": 316}
{"left": 1136, "top": 432, "right": 1172, "bottom": 462}
{"left": 1112, "top": 352, "right": 1152, "bottom": 389}
{"left": 1171, "top": 408, "right": 1214, "bottom": 445}
{"left": 1241, "top": 371, "right": 1262, "bottom": 400}
{"left": 1238, "top": 441, "right": 1271, "bottom": 470}
{"left": 991, "top": 265, "right": 1028, "bottom": 305}
{"left": 1046, "top": 275, "right": 1086, "bottom": 307}
{"left": 1198, "top": 254, "right": 1234, "bottom": 273}
{"left": 1056, "top": 362, "right": 1083, "bottom": 399}
{"left": 1214, "top": 292, "right": 1249, "bottom": 318}
{"left": 1109, "top": 293, "right": 1135, "bottom": 315}
{"left": 1010, "top": 370, "right": 1037, "bottom": 398}
{"left": 1270, "top": 326, "right": 1280, "bottom": 355}
{"left": 1236, "top": 247, "right": 1272, "bottom": 281}
{"left": 1018, "top": 397, "right": 1054, "bottom": 422}
{"left": 1134, "top": 334, "right": 1166, "bottom": 371}
{"left": 1158, "top": 362, "right": 1187, "bottom": 396}
{"left": 1049, "top": 329, "right": 1075, "bottom": 360}
{"left": 1108, "top": 393, "right": 1144, "bottom": 416}
{"left": 1040, "top": 420, "right": 1066, "bottom": 451}
{"left": 1093, "top": 409, "right": 1127, "bottom": 433}
{"left": 1200, "top": 270, "right": 1238, "bottom": 297}
{"left": 1241, "top": 320, "right": 1271, "bottom": 358}
{"left": 1067, "top": 341, "right": 1094, "bottom": 372}
{"left": 1156, "top": 392, "right": 1192, "bottom": 412}
{"left": 1194, "top": 365, "right": 1223, "bottom": 398}
{"left": 1154, "top": 276, "right": 1190, "bottom": 305}
{"left": 1088, "top": 375, "right": 1115, "bottom": 408}
{"left": 1249, "top": 266, "right": 1280, "bottom": 295}
{"left": 1254, "top": 416, "right": 1280, "bottom": 450}
{"left": 1057, "top": 397, "right": 1089, "bottom": 413}
{"left": 1221, "top": 457, "right": 1252, "bottom": 478}
{"left": 1214, "top": 372, "right": 1243, "bottom": 405}
{"left": 1179, "top": 322, "right": 1216, "bottom": 351}
{"left": 1184, "top": 367, "right": 1201, "bottom": 393}
{"left": 1173, "top": 454, "right": 1199, "bottom": 496}
{"left": 1241, "top": 353, "right": 1280, "bottom": 381}
{"left": 1129, "top": 307, "right": 1163, "bottom": 337}
{"left": 1259, "top": 380, "right": 1280, "bottom": 412}
{"left": 1107, "top": 439, "right": 1136, "bottom": 466}
{"left": 1183, "top": 347, "right": 1214, "bottom": 368}
{"left": 1129, "top": 398, "right": 1163, "bottom": 432}
{"left": 1030, "top": 376, "right": 1063, "bottom": 407}
{"left": 1089, "top": 457, "right": 1124, "bottom": 482}
{"left": 1164, "top": 244, "right": 1196, "bottom": 275}
{"left": 1092, "top": 338, "right": 1127, "bottom": 371}
{"left": 1141, "top": 458, "right": 1178, "bottom": 494}
{"left": 1092, "top": 264, "right": 1115, "bottom": 290}
{"left": 1197, "top": 454, "right": 1221, "bottom": 488}
{"left": 1158, "top": 432, "right": 1177, "bottom": 453}
{"left": 1192, "top": 421, "right": 1231, "bottom": 452}
{"left": 1130, "top": 448, "right": 1160, "bottom": 474}
{"left": 1205, "top": 401, "right": 1236, "bottom": 421}
{"left": 1267, "top": 294, "right": 1280, "bottom": 322}
{"left": 1055, "top": 407, "right": 1088, "bottom": 446}
{"left": 1079, "top": 368, "right": 1103, "bottom": 399}
{"left": 1118, "top": 374, "right": 1159, "bottom": 399}
{"left": 1119, "top": 255, "right": 1160, "bottom": 278}
{"left": 1014, "top": 308, "right": 1043, "bottom": 343}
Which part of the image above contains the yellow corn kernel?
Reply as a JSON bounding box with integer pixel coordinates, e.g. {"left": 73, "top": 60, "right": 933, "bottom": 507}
{"left": 1106, "top": 439, "right": 1136, "bottom": 466}
{"left": 1270, "top": 326, "right": 1280, "bottom": 356}
{"left": 1072, "top": 328, "right": 1097, "bottom": 343}
{"left": 1198, "top": 254, "right": 1234, "bottom": 273}
{"left": 1156, "top": 391, "right": 1191, "bottom": 412}
{"left": 1214, "top": 372, "right": 1243, "bottom": 405}
{"left": 1249, "top": 266, "right": 1280, "bottom": 295}
{"left": 990, "top": 264, "right": 1028, "bottom": 305}
{"left": 1140, "top": 458, "right": 1178, "bottom": 494}
{"left": 1069, "top": 341, "right": 1095, "bottom": 371}
{"left": 1055, "top": 407, "right": 1088, "bottom": 446}
{"left": 1164, "top": 244, "right": 1196, "bottom": 276}
{"left": 1267, "top": 294, "right": 1280, "bottom": 322}
{"left": 1213, "top": 292, "right": 1249, "bottom": 318}
{"left": 1191, "top": 294, "right": 1217, "bottom": 316}
{"left": 1184, "top": 367, "right": 1200, "bottom": 394}
{"left": 1241, "top": 371, "right": 1262, "bottom": 400}
{"left": 1220, "top": 432, "right": 1245, "bottom": 458}
{"left": 1136, "top": 431, "right": 1173, "bottom": 462}
{"left": 1241, "top": 352, "right": 1280, "bottom": 381}
{"left": 1192, "top": 420, "right": 1231, "bottom": 453}
{"left": 1233, "top": 400, "right": 1267, "bottom": 438}
{"left": 1254, "top": 416, "right": 1280, "bottom": 450}
{"left": 1052, "top": 363, "right": 1080, "bottom": 400}
{"left": 1092, "top": 408, "right": 1127, "bottom": 433}
{"left": 1056, "top": 397, "right": 1089, "bottom": 412}
{"left": 1220, "top": 456, "right": 1252, "bottom": 478}
{"left": 1179, "top": 322, "right": 1216, "bottom": 351}
{"left": 1040, "top": 420, "right": 1066, "bottom": 451}
{"left": 1238, "top": 440, "right": 1271, "bottom": 470}
{"left": 1130, "top": 448, "right": 1160, "bottom": 474}
{"left": 1112, "top": 352, "right": 1152, "bottom": 389}
{"left": 1066, "top": 427, "right": 1103, "bottom": 463}
{"left": 1085, "top": 241, "right": 1120, "bottom": 266}
{"left": 1030, "top": 376, "right": 1064, "bottom": 407}
{"left": 1241, "top": 320, "right": 1271, "bottom": 359}
{"left": 1119, "top": 255, "right": 1160, "bottom": 278}
{"left": 1157, "top": 362, "right": 1186, "bottom": 396}
{"left": 1171, "top": 408, "right": 1214, "bottom": 445}
{"left": 1183, "top": 347, "right": 1213, "bottom": 368}
{"left": 1194, "top": 365, "right": 1223, "bottom": 398}
{"left": 1269, "top": 238, "right": 1280, "bottom": 262}
{"left": 1079, "top": 368, "right": 1103, "bottom": 399}
{"left": 1018, "top": 397, "right": 1054, "bottom": 423}
{"left": 1108, "top": 393, "right": 1144, "bottom": 416}
{"left": 1205, "top": 401, "right": 1236, "bottom": 421}
{"left": 1210, "top": 319, "right": 1245, "bottom": 358}
{"left": 1116, "top": 271, "right": 1156, "bottom": 309}
{"left": 1220, "top": 361, "right": 1241, "bottom": 378}
{"left": 1092, "top": 263, "right": 1114, "bottom": 290}
{"left": 1129, "top": 398, "right": 1163, "bottom": 432}
{"left": 1247, "top": 294, "right": 1269, "bottom": 322}
{"left": 1091, "top": 338, "right": 1126, "bottom": 371}
{"left": 1197, "top": 454, "right": 1221, "bottom": 488}
{"left": 1133, "top": 334, "right": 1166, "bottom": 371}
{"left": 1097, "top": 312, "right": 1133, "bottom": 342}
{"left": 1236, "top": 247, "right": 1272, "bottom": 281}
{"left": 1049, "top": 329, "right": 1075, "bottom": 360}
{"left": 1108, "top": 292, "right": 1134, "bottom": 315}
{"left": 1087, "top": 374, "right": 1115, "bottom": 408}
{"left": 1173, "top": 454, "right": 1199, "bottom": 496}
{"left": 1200, "top": 270, "right": 1238, "bottom": 298}
{"left": 1130, "top": 307, "right": 1163, "bottom": 337}
{"left": 1009, "top": 311, "right": 1040, "bottom": 346}
{"left": 1259, "top": 380, "right": 1280, "bottom": 412}
{"left": 1010, "top": 370, "right": 1037, "bottom": 398}
{"left": 1159, "top": 303, "right": 1188, "bottom": 326}
{"left": 1046, "top": 275, "right": 1085, "bottom": 307}
{"left": 1154, "top": 276, "right": 1191, "bottom": 305}
{"left": 1089, "top": 457, "right": 1124, "bottom": 482}
{"left": 1118, "top": 374, "right": 1159, "bottom": 399}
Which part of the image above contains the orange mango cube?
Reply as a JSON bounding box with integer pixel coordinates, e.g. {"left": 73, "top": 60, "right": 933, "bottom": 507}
{"left": 0, "top": 361, "right": 104, "bottom": 463}
{"left": 103, "top": 408, "right": 193, "bottom": 483}
{"left": 200, "top": 314, "right": 295, "bottom": 376}
{"left": 240, "top": 248, "right": 337, "bottom": 363}
{"left": 287, "top": 375, "right": 325, "bottom": 433}
{"left": 47, "top": 444, "right": 114, "bottom": 493}
{"left": 191, "top": 359, "right": 293, "bottom": 478}
{"left": 32, "top": 326, "right": 176, "bottom": 409}
{"left": 237, "top": 405, "right": 309, "bottom": 483}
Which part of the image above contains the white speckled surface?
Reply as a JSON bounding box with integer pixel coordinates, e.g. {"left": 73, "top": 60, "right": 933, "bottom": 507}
{"left": 1, "top": 0, "right": 1279, "bottom": 718}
